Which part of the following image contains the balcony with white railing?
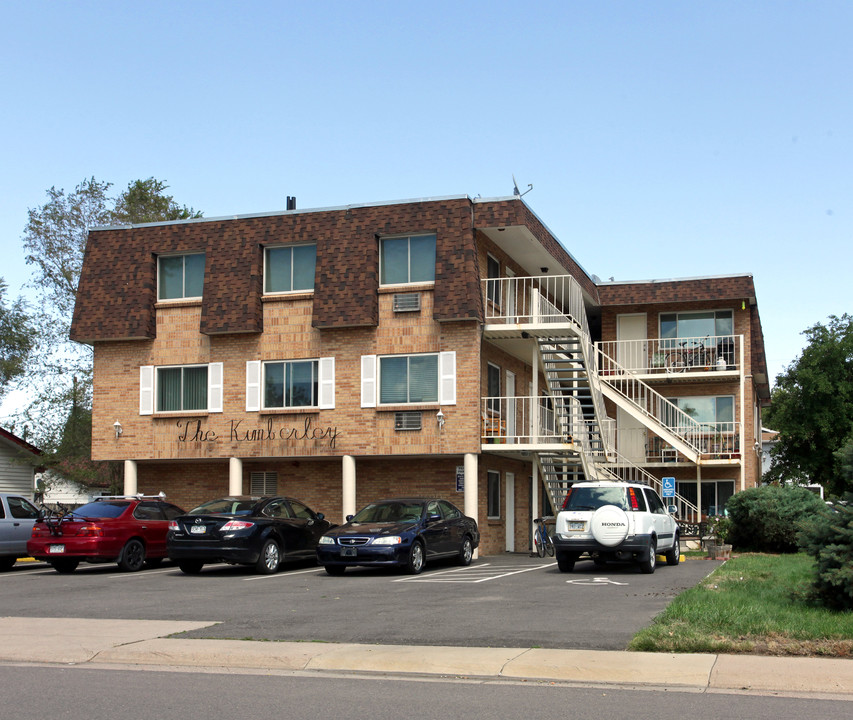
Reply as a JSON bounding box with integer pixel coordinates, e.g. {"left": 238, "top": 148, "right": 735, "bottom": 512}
{"left": 614, "top": 423, "right": 743, "bottom": 464}
{"left": 597, "top": 335, "right": 741, "bottom": 380}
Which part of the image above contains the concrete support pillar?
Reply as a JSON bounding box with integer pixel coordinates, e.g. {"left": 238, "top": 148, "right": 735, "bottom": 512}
{"left": 229, "top": 457, "right": 243, "bottom": 496}
{"left": 123, "top": 460, "right": 137, "bottom": 496}
{"left": 342, "top": 455, "right": 356, "bottom": 520}
{"left": 464, "top": 452, "right": 479, "bottom": 558}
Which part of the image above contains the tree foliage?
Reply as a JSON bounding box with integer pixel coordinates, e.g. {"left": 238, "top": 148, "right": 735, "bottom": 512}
{"left": 14, "top": 177, "right": 201, "bottom": 487}
{"left": 725, "top": 483, "right": 828, "bottom": 553}
{"left": 799, "top": 502, "right": 853, "bottom": 610}
{"left": 0, "top": 279, "right": 35, "bottom": 400}
{"left": 764, "top": 314, "right": 853, "bottom": 496}
{"left": 112, "top": 177, "right": 202, "bottom": 225}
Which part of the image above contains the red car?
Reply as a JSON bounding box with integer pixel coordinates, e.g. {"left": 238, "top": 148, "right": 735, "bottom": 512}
{"left": 28, "top": 494, "right": 185, "bottom": 573}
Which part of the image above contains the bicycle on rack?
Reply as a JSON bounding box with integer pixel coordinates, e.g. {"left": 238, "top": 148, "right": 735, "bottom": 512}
{"left": 665, "top": 336, "right": 711, "bottom": 372}
{"left": 533, "top": 516, "right": 555, "bottom": 557}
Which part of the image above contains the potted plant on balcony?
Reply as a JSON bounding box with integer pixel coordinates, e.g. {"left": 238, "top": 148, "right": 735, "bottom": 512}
{"left": 706, "top": 515, "right": 732, "bottom": 560}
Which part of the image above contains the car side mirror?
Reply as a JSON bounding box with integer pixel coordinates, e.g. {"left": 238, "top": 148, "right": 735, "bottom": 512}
{"left": 668, "top": 505, "right": 677, "bottom": 514}
{"left": 345, "top": 514, "right": 354, "bottom": 522}
{"left": 316, "top": 512, "right": 325, "bottom": 520}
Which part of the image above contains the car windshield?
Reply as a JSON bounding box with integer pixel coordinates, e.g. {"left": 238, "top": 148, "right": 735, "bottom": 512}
{"left": 563, "top": 487, "right": 628, "bottom": 511}
{"left": 70, "top": 501, "right": 131, "bottom": 519}
{"left": 351, "top": 502, "right": 424, "bottom": 524}
{"left": 189, "top": 498, "right": 258, "bottom": 516}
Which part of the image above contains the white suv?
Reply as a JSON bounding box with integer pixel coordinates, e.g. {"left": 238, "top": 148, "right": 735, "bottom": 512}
{"left": 552, "top": 481, "right": 680, "bottom": 574}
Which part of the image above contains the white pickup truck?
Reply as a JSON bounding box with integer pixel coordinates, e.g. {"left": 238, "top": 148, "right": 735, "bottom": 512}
{"left": 0, "top": 493, "right": 40, "bottom": 570}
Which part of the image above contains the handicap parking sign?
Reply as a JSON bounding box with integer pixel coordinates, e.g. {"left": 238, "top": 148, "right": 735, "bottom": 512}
{"left": 662, "top": 476, "right": 676, "bottom": 498}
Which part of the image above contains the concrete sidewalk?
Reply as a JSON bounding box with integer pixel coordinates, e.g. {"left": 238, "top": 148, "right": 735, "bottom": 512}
{"left": 2, "top": 617, "right": 852, "bottom": 698}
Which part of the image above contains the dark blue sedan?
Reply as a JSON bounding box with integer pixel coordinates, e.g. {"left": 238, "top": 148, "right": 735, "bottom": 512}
{"left": 316, "top": 497, "right": 479, "bottom": 575}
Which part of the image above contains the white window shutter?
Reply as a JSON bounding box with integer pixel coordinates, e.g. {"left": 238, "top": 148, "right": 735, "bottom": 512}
{"left": 140, "top": 366, "right": 154, "bottom": 415}
{"left": 439, "top": 351, "right": 457, "bottom": 405}
{"left": 318, "top": 357, "right": 335, "bottom": 409}
{"left": 246, "top": 361, "right": 261, "bottom": 412}
{"left": 361, "top": 355, "right": 377, "bottom": 408}
{"left": 208, "top": 362, "right": 223, "bottom": 413}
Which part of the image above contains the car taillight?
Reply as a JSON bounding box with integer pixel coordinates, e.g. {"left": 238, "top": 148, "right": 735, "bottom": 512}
{"left": 168, "top": 520, "right": 179, "bottom": 531}
{"left": 627, "top": 487, "right": 640, "bottom": 511}
{"left": 561, "top": 488, "right": 573, "bottom": 510}
{"left": 31, "top": 526, "right": 47, "bottom": 537}
{"left": 221, "top": 520, "right": 254, "bottom": 531}
{"left": 76, "top": 524, "right": 104, "bottom": 537}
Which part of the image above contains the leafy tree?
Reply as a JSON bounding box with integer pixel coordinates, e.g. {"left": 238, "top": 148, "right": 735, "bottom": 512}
{"left": 15, "top": 177, "right": 201, "bottom": 487}
{"left": 0, "top": 279, "right": 35, "bottom": 400}
{"left": 764, "top": 314, "right": 853, "bottom": 496}
{"left": 112, "top": 177, "right": 202, "bottom": 225}
{"left": 799, "top": 502, "right": 853, "bottom": 610}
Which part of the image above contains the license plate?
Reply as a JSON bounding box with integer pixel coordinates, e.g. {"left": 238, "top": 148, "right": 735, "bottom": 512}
{"left": 341, "top": 547, "right": 357, "bottom": 557}
{"left": 190, "top": 526, "right": 206, "bottom": 535}
{"left": 568, "top": 521, "right": 585, "bottom": 531}
{"left": 48, "top": 544, "right": 65, "bottom": 554}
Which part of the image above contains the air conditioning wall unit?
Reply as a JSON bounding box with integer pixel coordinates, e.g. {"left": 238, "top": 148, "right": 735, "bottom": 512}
{"left": 392, "top": 292, "right": 420, "bottom": 312}
{"left": 395, "top": 411, "right": 422, "bottom": 431}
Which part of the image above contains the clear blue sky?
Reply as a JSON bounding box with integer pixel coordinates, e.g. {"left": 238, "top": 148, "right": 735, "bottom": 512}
{"left": 1, "top": 0, "right": 850, "bottom": 399}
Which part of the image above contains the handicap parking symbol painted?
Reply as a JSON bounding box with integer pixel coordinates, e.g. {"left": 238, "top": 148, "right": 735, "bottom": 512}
{"left": 565, "top": 577, "right": 629, "bottom": 586}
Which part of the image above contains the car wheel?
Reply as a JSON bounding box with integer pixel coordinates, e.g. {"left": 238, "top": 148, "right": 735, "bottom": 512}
{"left": 639, "top": 538, "right": 657, "bottom": 574}
{"left": 556, "top": 551, "right": 578, "bottom": 572}
{"left": 255, "top": 539, "right": 281, "bottom": 574}
{"left": 324, "top": 565, "right": 345, "bottom": 576}
{"left": 178, "top": 560, "right": 204, "bottom": 574}
{"left": 665, "top": 534, "right": 680, "bottom": 566}
{"left": 51, "top": 559, "right": 79, "bottom": 574}
{"left": 405, "top": 541, "right": 425, "bottom": 574}
{"left": 0, "top": 557, "right": 16, "bottom": 572}
{"left": 457, "top": 536, "right": 473, "bottom": 566}
{"left": 117, "top": 539, "right": 146, "bottom": 572}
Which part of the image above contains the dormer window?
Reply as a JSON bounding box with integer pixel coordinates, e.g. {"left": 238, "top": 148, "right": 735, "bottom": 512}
{"left": 158, "top": 253, "right": 205, "bottom": 300}
{"left": 379, "top": 233, "right": 436, "bottom": 285}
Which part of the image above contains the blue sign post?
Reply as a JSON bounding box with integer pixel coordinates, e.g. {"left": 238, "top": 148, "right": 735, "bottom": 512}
{"left": 662, "top": 476, "right": 676, "bottom": 498}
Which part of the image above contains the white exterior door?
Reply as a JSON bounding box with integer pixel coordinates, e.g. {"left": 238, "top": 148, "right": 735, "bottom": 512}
{"left": 616, "top": 313, "right": 647, "bottom": 372}
{"left": 505, "top": 472, "right": 515, "bottom": 552}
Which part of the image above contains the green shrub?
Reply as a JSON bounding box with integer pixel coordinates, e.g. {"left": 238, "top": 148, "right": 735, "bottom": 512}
{"left": 798, "top": 503, "right": 853, "bottom": 610}
{"left": 726, "top": 484, "right": 827, "bottom": 552}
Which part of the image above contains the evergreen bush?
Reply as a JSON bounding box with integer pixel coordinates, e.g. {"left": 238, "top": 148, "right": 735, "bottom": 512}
{"left": 725, "top": 484, "right": 827, "bottom": 552}
{"left": 798, "top": 502, "right": 853, "bottom": 610}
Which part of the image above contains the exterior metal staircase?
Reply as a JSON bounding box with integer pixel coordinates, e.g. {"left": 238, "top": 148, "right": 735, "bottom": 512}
{"left": 482, "top": 273, "right": 701, "bottom": 524}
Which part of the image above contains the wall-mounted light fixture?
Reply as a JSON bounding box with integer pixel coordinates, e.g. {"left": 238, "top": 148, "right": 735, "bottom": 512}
{"left": 436, "top": 409, "right": 445, "bottom": 429}
{"left": 113, "top": 420, "right": 123, "bottom": 440}
{"left": 540, "top": 267, "right": 549, "bottom": 274}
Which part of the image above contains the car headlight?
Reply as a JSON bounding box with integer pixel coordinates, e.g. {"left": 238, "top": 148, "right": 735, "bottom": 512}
{"left": 318, "top": 536, "right": 336, "bottom": 545}
{"left": 371, "top": 536, "right": 402, "bottom": 545}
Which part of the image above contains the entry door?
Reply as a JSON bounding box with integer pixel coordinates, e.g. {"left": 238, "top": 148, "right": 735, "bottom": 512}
{"left": 616, "top": 314, "right": 647, "bottom": 372}
{"left": 617, "top": 406, "right": 647, "bottom": 462}
{"left": 505, "top": 472, "right": 515, "bottom": 552}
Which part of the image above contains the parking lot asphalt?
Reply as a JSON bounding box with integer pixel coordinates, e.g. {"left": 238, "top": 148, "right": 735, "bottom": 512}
{"left": 2, "top": 553, "right": 720, "bottom": 651}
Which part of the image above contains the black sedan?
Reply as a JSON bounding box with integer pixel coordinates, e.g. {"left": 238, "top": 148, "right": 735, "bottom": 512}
{"left": 167, "top": 496, "right": 334, "bottom": 575}
{"left": 316, "top": 497, "right": 479, "bottom": 575}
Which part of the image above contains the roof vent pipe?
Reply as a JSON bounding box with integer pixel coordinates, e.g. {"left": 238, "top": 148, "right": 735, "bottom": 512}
{"left": 286, "top": 196, "right": 296, "bottom": 210}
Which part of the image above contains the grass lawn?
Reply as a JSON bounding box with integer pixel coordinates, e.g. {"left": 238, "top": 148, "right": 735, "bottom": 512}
{"left": 629, "top": 552, "right": 853, "bottom": 657}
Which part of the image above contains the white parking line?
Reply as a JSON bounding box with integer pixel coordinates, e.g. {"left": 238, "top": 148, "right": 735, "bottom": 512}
{"left": 394, "top": 562, "right": 557, "bottom": 583}
{"left": 242, "top": 566, "right": 323, "bottom": 581}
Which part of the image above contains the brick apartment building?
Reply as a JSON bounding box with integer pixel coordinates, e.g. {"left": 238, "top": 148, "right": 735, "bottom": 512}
{"left": 70, "top": 195, "right": 770, "bottom": 555}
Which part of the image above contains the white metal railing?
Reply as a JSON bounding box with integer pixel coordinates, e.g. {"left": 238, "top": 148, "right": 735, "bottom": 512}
{"left": 597, "top": 335, "right": 741, "bottom": 376}
{"left": 596, "top": 344, "right": 706, "bottom": 457}
{"left": 481, "top": 395, "right": 571, "bottom": 445}
{"left": 615, "top": 424, "right": 742, "bottom": 463}
{"left": 482, "top": 274, "right": 614, "bottom": 457}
